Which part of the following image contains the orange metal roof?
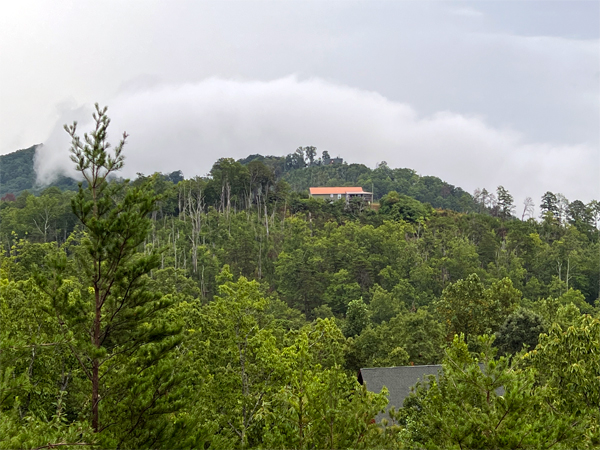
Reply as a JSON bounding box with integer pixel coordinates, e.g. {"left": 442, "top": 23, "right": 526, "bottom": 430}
{"left": 309, "top": 187, "right": 366, "bottom": 195}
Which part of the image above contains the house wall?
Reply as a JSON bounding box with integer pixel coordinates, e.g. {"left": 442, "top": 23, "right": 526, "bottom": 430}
{"left": 310, "top": 193, "right": 373, "bottom": 202}
{"left": 348, "top": 193, "right": 374, "bottom": 203}
{"left": 311, "top": 193, "right": 343, "bottom": 200}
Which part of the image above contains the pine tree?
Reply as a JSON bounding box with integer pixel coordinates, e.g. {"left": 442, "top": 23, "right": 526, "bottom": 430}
{"left": 496, "top": 185, "right": 514, "bottom": 220}
{"left": 540, "top": 191, "right": 559, "bottom": 219}
{"left": 40, "top": 104, "right": 181, "bottom": 437}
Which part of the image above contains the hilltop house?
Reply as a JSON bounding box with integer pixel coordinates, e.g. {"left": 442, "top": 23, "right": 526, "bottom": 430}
{"left": 309, "top": 187, "right": 373, "bottom": 204}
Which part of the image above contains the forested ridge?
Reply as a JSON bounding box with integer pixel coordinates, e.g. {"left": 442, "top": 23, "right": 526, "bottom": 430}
{"left": 0, "top": 146, "right": 79, "bottom": 198}
{"left": 2, "top": 144, "right": 477, "bottom": 213}
{"left": 0, "top": 108, "right": 599, "bottom": 449}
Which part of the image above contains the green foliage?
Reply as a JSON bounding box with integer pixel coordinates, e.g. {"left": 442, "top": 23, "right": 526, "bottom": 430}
{"left": 399, "top": 335, "right": 587, "bottom": 449}
{"left": 0, "top": 252, "right": 95, "bottom": 447}
{"left": 344, "top": 297, "right": 370, "bottom": 337}
{"left": 388, "top": 309, "right": 446, "bottom": 365}
{"left": 324, "top": 269, "right": 362, "bottom": 316}
{"left": 345, "top": 325, "right": 410, "bottom": 371}
{"left": 264, "top": 319, "right": 390, "bottom": 449}
{"left": 275, "top": 247, "right": 326, "bottom": 317}
{"left": 346, "top": 308, "right": 445, "bottom": 370}
{"left": 379, "top": 191, "right": 432, "bottom": 223}
{"left": 0, "top": 405, "right": 94, "bottom": 450}
{"left": 526, "top": 314, "right": 600, "bottom": 446}
{"left": 0, "top": 145, "right": 79, "bottom": 197}
{"left": 496, "top": 185, "right": 515, "bottom": 219}
{"left": 436, "top": 273, "right": 521, "bottom": 340}
{"left": 192, "top": 269, "right": 282, "bottom": 448}
{"left": 369, "top": 285, "right": 404, "bottom": 325}
{"left": 2, "top": 121, "right": 599, "bottom": 448}
{"left": 527, "top": 289, "right": 596, "bottom": 328}
{"left": 494, "top": 308, "right": 547, "bottom": 355}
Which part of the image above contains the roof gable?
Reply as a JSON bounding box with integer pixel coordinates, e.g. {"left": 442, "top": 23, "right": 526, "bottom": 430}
{"left": 359, "top": 365, "right": 442, "bottom": 421}
{"left": 359, "top": 363, "right": 503, "bottom": 422}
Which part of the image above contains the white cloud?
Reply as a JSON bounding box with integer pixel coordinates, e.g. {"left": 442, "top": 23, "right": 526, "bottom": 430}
{"left": 35, "top": 76, "right": 599, "bottom": 208}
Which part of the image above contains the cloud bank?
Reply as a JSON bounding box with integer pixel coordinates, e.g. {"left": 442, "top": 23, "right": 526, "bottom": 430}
{"left": 35, "top": 76, "right": 599, "bottom": 209}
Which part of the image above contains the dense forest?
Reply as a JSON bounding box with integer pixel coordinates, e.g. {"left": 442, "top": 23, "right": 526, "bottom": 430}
{"left": 0, "top": 107, "right": 599, "bottom": 449}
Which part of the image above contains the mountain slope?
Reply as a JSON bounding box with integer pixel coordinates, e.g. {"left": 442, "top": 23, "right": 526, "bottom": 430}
{"left": 2, "top": 145, "right": 475, "bottom": 213}
{"left": 0, "top": 145, "right": 78, "bottom": 197}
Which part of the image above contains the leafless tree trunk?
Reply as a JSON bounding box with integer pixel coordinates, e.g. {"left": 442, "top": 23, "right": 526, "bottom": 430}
{"left": 521, "top": 197, "right": 535, "bottom": 220}
{"left": 32, "top": 204, "right": 52, "bottom": 242}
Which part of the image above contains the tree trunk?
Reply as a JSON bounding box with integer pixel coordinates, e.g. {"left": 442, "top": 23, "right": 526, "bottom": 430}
{"left": 92, "top": 289, "right": 101, "bottom": 432}
{"left": 566, "top": 257, "right": 570, "bottom": 291}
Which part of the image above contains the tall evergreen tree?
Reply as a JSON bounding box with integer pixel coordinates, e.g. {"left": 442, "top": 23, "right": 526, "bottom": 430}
{"left": 496, "top": 185, "right": 514, "bottom": 220}
{"left": 39, "top": 104, "right": 181, "bottom": 437}
{"left": 540, "top": 191, "right": 559, "bottom": 219}
{"left": 567, "top": 199, "right": 594, "bottom": 233}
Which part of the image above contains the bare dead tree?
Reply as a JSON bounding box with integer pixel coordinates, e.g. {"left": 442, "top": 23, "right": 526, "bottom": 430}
{"left": 521, "top": 197, "right": 535, "bottom": 220}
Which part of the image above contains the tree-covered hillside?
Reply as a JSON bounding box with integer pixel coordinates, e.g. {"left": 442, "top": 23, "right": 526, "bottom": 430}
{"left": 0, "top": 145, "right": 79, "bottom": 197}
{"left": 1, "top": 110, "right": 599, "bottom": 449}
{"left": 237, "top": 149, "right": 476, "bottom": 212}
{"left": 3, "top": 144, "right": 474, "bottom": 213}
{"left": 0, "top": 146, "right": 38, "bottom": 196}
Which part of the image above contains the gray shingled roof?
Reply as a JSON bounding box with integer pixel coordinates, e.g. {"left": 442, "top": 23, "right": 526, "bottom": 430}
{"left": 359, "top": 365, "right": 442, "bottom": 422}
{"left": 359, "top": 364, "right": 504, "bottom": 422}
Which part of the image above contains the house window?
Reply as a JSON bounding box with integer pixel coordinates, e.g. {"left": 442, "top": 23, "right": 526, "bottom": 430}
{"left": 337, "top": 194, "right": 342, "bottom": 199}
{"left": 330, "top": 194, "right": 334, "bottom": 198}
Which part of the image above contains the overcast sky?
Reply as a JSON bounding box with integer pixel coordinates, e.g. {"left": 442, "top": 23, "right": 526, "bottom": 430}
{"left": 1, "top": 0, "right": 598, "bottom": 209}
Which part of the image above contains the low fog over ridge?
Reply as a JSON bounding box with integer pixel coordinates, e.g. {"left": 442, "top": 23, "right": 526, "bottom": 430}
{"left": 35, "top": 76, "right": 598, "bottom": 208}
